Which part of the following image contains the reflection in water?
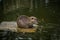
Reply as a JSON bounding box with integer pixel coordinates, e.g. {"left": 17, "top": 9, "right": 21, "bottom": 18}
{"left": 45, "top": 0, "right": 49, "bottom": 7}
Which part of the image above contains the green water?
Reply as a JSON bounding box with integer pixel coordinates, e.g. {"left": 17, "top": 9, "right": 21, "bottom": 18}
{"left": 0, "top": 0, "right": 60, "bottom": 40}
{"left": 0, "top": 0, "right": 60, "bottom": 24}
{"left": 3, "top": 5, "right": 60, "bottom": 24}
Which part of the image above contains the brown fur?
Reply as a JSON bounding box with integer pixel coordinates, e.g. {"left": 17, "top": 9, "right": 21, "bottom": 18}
{"left": 17, "top": 15, "right": 38, "bottom": 28}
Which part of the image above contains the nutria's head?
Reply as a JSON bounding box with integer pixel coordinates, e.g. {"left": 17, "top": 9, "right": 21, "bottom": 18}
{"left": 29, "top": 16, "right": 38, "bottom": 24}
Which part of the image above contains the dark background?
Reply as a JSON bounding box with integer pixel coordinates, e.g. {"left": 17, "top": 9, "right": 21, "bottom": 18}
{"left": 0, "top": 0, "right": 60, "bottom": 40}
{"left": 0, "top": 0, "right": 60, "bottom": 24}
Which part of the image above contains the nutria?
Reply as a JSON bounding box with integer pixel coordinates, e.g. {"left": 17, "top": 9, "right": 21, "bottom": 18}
{"left": 17, "top": 15, "right": 38, "bottom": 28}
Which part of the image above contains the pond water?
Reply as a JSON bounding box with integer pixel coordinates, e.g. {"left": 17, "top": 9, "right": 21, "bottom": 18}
{"left": 0, "top": 0, "right": 60, "bottom": 40}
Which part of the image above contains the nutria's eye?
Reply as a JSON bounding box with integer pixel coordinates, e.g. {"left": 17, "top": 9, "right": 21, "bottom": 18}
{"left": 32, "top": 18, "right": 34, "bottom": 19}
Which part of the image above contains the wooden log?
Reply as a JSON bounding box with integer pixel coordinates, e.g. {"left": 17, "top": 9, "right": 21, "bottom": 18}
{"left": 0, "top": 21, "right": 17, "bottom": 32}
{"left": 0, "top": 21, "right": 38, "bottom": 33}
{"left": 17, "top": 28, "right": 37, "bottom": 33}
